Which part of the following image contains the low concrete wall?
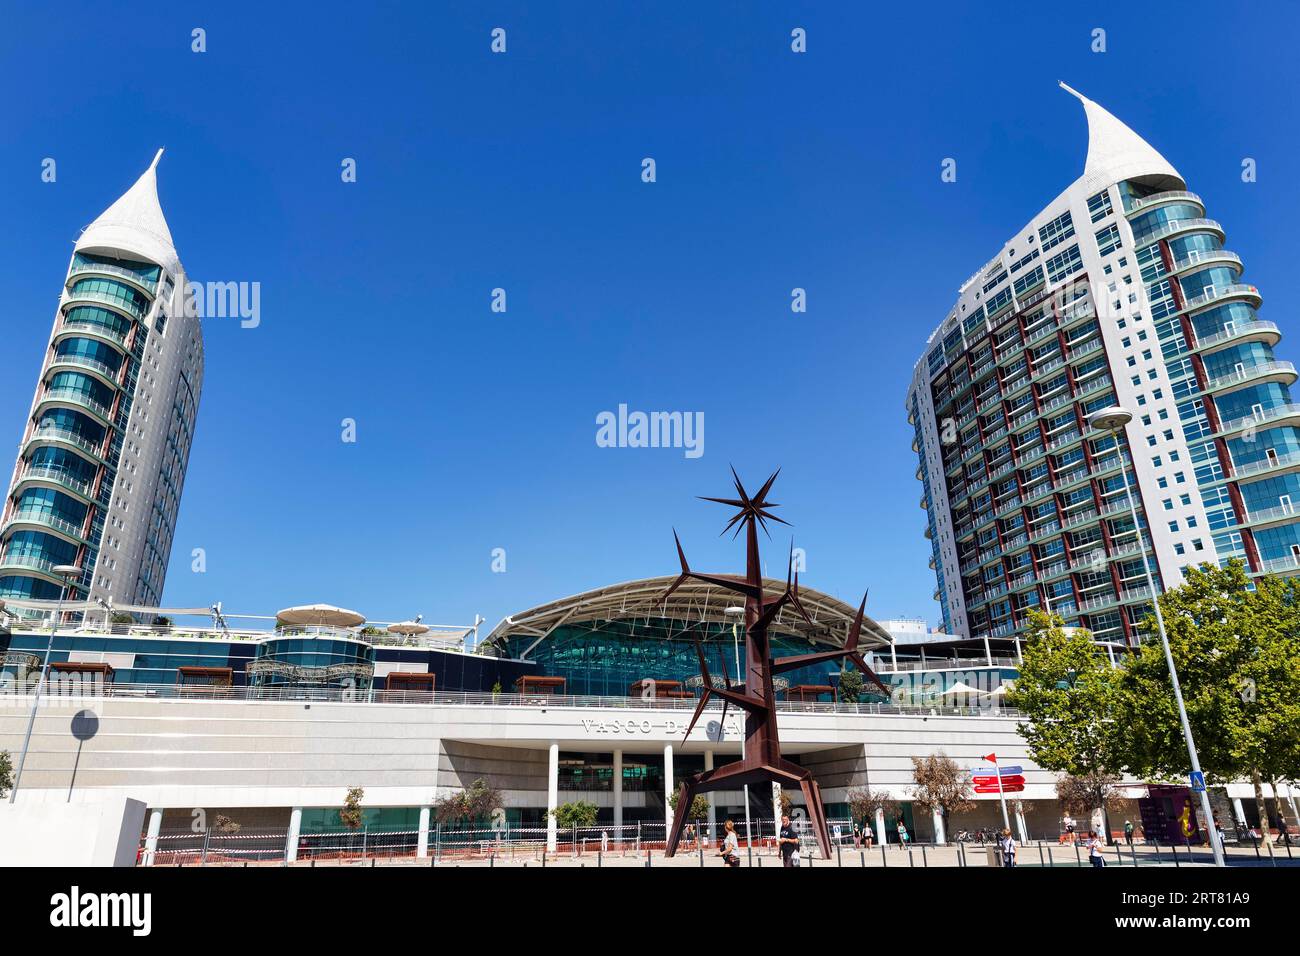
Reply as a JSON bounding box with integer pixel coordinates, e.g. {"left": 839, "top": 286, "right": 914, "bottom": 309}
{"left": 0, "top": 795, "right": 146, "bottom": 866}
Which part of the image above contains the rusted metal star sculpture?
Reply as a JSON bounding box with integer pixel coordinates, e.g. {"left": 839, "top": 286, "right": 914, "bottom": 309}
{"left": 662, "top": 468, "right": 888, "bottom": 859}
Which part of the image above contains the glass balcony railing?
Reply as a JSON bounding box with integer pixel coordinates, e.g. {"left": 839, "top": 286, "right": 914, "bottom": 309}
{"left": 57, "top": 320, "right": 128, "bottom": 348}
{"left": 62, "top": 287, "right": 146, "bottom": 322}
{"left": 1181, "top": 283, "right": 1261, "bottom": 314}
{"left": 1169, "top": 248, "right": 1242, "bottom": 276}
{"left": 67, "top": 260, "right": 160, "bottom": 293}
{"left": 39, "top": 387, "right": 113, "bottom": 422}
{"left": 1203, "top": 360, "right": 1297, "bottom": 394}
{"left": 18, "top": 464, "right": 95, "bottom": 499}
{"left": 4, "top": 508, "right": 87, "bottom": 540}
{"left": 1214, "top": 401, "right": 1300, "bottom": 437}
{"left": 25, "top": 426, "right": 102, "bottom": 458}
{"left": 1125, "top": 190, "right": 1204, "bottom": 215}
{"left": 1194, "top": 320, "right": 1279, "bottom": 353}
{"left": 48, "top": 352, "right": 122, "bottom": 383}
{"left": 1140, "top": 217, "right": 1224, "bottom": 247}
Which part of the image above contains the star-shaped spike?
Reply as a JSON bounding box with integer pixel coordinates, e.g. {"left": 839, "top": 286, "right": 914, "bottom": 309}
{"left": 700, "top": 467, "right": 789, "bottom": 539}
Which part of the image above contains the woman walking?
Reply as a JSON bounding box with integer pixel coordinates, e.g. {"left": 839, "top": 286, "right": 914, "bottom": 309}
{"left": 718, "top": 819, "right": 741, "bottom": 867}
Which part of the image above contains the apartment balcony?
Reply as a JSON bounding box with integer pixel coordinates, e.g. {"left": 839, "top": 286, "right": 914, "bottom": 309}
{"left": 1213, "top": 402, "right": 1300, "bottom": 439}
{"left": 1230, "top": 448, "right": 1300, "bottom": 484}
{"left": 1139, "top": 217, "right": 1224, "bottom": 247}
{"left": 22, "top": 426, "right": 105, "bottom": 463}
{"left": 54, "top": 319, "right": 129, "bottom": 350}
{"left": 61, "top": 287, "right": 147, "bottom": 322}
{"left": 46, "top": 352, "right": 123, "bottom": 389}
{"left": 1169, "top": 248, "right": 1242, "bottom": 278}
{"left": 1236, "top": 501, "right": 1300, "bottom": 531}
{"left": 13, "top": 464, "right": 96, "bottom": 503}
{"left": 1, "top": 508, "right": 89, "bottom": 545}
{"left": 919, "top": 493, "right": 928, "bottom": 510}
{"left": 1124, "top": 190, "right": 1204, "bottom": 215}
{"left": 36, "top": 386, "right": 114, "bottom": 426}
{"left": 1203, "top": 360, "right": 1297, "bottom": 396}
{"left": 0, "top": 553, "right": 71, "bottom": 584}
{"left": 1180, "top": 283, "right": 1262, "bottom": 316}
{"left": 1193, "top": 320, "right": 1280, "bottom": 354}
{"left": 66, "top": 259, "right": 159, "bottom": 295}
{"left": 1254, "top": 554, "right": 1300, "bottom": 576}
{"left": 1067, "top": 338, "right": 1104, "bottom": 363}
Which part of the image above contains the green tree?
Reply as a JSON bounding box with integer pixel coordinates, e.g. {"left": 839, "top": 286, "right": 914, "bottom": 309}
{"left": 1113, "top": 561, "right": 1300, "bottom": 846}
{"left": 838, "top": 669, "right": 864, "bottom": 704}
{"left": 668, "top": 790, "right": 711, "bottom": 825}
{"left": 1008, "top": 610, "right": 1122, "bottom": 837}
{"left": 0, "top": 750, "right": 12, "bottom": 800}
{"left": 551, "top": 801, "right": 599, "bottom": 854}
{"left": 909, "top": 752, "right": 975, "bottom": 843}
{"left": 339, "top": 787, "right": 365, "bottom": 831}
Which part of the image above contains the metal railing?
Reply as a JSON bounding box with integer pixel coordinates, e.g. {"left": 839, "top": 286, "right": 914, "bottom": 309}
{"left": 0, "top": 678, "right": 1023, "bottom": 717}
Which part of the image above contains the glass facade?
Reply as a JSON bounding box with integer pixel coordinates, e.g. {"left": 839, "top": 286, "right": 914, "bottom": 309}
{"left": 496, "top": 617, "right": 874, "bottom": 698}
{"left": 913, "top": 164, "right": 1300, "bottom": 644}
{"left": 1, "top": 243, "right": 176, "bottom": 605}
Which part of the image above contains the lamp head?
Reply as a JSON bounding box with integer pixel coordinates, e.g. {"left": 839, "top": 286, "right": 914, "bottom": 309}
{"left": 1087, "top": 406, "right": 1134, "bottom": 433}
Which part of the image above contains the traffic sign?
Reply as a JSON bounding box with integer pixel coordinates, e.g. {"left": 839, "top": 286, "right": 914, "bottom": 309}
{"left": 1189, "top": 771, "right": 1206, "bottom": 792}
{"left": 975, "top": 783, "right": 1024, "bottom": 794}
{"left": 973, "top": 774, "right": 1025, "bottom": 788}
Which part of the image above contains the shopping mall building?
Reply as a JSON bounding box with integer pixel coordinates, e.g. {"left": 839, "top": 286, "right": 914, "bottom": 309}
{"left": 6, "top": 577, "right": 1282, "bottom": 860}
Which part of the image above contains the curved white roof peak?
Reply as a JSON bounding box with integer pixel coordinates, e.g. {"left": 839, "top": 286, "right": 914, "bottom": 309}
{"left": 76, "top": 149, "right": 181, "bottom": 275}
{"left": 1059, "top": 82, "right": 1183, "bottom": 193}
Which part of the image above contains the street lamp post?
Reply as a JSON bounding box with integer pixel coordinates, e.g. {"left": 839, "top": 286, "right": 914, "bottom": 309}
{"left": 9, "top": 564, "right": 82, "bottom": 804}
{"left": 1088, "top": 406, "right": 1225, "bottom": 867}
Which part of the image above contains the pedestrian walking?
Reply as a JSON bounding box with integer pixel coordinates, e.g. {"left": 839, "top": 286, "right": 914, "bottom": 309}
{"left": 719, "top": 819, "right": 740, "bottom": 868}
{"left": 1123, "top": 820, "right": 1134, "bottom": 846}
{"left": 896, "top": 819, "right": 909, "bottom": 849}
{"left": 998, "top": 827, "right": 1017, "bottom": 868}
{"left": 778, "top": 814, "right": 800, "bottom": 868}
{"left": 1086, "top": 830, "right": 1105, "bottom": 868}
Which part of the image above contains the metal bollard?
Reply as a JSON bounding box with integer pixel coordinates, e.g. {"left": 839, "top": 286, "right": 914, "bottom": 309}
{"left": 921, "top": 845, "right": 927, "bottom": 867}
{"left": 1074, "top": 843, "right": 1082, "bottom": 867}
{"left": 699, "top": 843, "right": 704, "bottom": 867}
{"left": 837, "top": 844, "right": 842, "bottom": 867}
{"left": 881, "top": 845, "right": 887, "bottom": 868}
{"left": 1038, "top": 844, "right": 1045, "bottom": 867}
{"left": 860, "top": 851, "right": 865, "bottom": 867}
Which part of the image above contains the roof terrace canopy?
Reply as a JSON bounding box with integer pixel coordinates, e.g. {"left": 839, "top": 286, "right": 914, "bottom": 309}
{"left": 486, "top": 575, "right": 893, "bottom": 657}
{"left": 276, "top": 604, "right": 365, "bottom": 628}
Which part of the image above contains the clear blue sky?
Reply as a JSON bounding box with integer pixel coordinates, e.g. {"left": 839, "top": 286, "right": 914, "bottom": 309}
{"left": 1, "top": 2, "right": 1297, "bottom": 630}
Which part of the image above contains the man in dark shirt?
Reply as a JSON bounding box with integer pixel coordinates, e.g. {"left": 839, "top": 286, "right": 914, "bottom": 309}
{"left": 778, "top": 814, "right": 800, "bottom": 867}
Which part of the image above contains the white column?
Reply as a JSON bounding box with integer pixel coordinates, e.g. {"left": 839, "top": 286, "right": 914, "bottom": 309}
{"left": 772, "top": 782, "right": 783, "bottom": 840}
{"left": 547, "top": 742, "right": 559, "bottom": 853}
{"left": 932, "top": 807, "right": 946, "bottom": 845}
{"left": 285, "top": 806, "right": 302, "bottom": 863}
{"left": 1016, "top": 807, "right": 1029, "bottom": 844}
{"left": 663, "top": 744, "right": 674, "bottom": 827}
{"left": 612, "top": 749, "right": 623, "bottom": 834}
{"left": 704, "top": 750, "right": 717, "bottom": 842}
{"left": 143, "top": 808, "right": 163, "bottom": 866}
{"left": 874, "top": 808, "right": 887, "bottom": 847}
{"left": 416, "top": 806, "right": 431, "bottom": 858}
{"left": 1232, "top": 797, "right": 1247, "bottom": 827}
